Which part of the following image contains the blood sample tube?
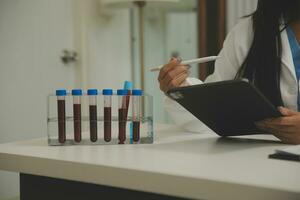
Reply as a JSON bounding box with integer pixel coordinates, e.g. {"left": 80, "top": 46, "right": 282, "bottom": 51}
{"left": 132, "top": 89, "right": 142, "bottom": 142}
{"left": 117, "top": 89, "right": 128, "bottom": 144}
{"left": 88, "top": 89, "right": 98, "bottom": 142}
{"left": 123, "top": 82, "right": 132, "bottom": 142}
{"left": 103, "top": 89, "right": 113, "bottom": 142}
{"left": 72, "top": 89, "right": 82, "bottom": 143}
{"left": 123, "top": 81, "right": 133, "bottom": 117}
{"left": 56, "top": 89, "right": 67, "bottom": 143}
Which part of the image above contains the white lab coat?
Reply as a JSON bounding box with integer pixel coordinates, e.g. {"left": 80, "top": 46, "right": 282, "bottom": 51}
{"left": 165, "top": 17, "right": 299, "bottom": 133}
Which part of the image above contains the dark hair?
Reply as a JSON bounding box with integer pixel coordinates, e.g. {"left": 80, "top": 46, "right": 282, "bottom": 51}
{"left": 235, "top": 0, "right": 300, "bottom": 106}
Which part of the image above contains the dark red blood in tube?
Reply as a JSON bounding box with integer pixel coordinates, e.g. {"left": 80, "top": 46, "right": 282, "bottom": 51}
{"left": 89, "top": 105, "right": 97, "bottom": 142}
{"left": 104, "top": 107, "right": 111, "bottom": 142}
{"left": 133, "top": 121, "right": 140, "bottom": 142}
{"left": 57, "top": 100, "right": 66, "bottom": 143}
{"left": 125, "top": 91, "right": 131, "bottom": 117}
{"left": 118, "top": 108, "right": 127, "bottom": 144}
{"left": 73, "top": 104, "right": 81, "bottom": 142}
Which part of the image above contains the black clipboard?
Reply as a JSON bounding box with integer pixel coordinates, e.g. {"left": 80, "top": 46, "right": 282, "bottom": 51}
{"left": 167, "top": 80, "right": 282, "bottom": 136}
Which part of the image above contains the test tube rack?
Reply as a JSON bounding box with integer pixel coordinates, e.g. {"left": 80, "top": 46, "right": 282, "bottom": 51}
{"left": 47, "top": 92, "right": 153, "bottom": 146}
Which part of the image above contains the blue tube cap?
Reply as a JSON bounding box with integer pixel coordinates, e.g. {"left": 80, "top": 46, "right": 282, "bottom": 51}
{"left": 102, "top": 89, "right": 113, "bottom": 95}
{"left": 87, "top": 89, "right": 98, "bottom": 95}
{"left": 117, "top": 89, "right": 128, "bottom": 96}
{"left": 132, "top": 89, "right": 143, "bottom": 96}
{"left": 56, "top": 89, "right": 67, "bottom": 96}
{"left": 72, "top": 89, "right": 83, "bottom": 96}
{"left": 123, "top": 81, "right": 133, "bottom": 90}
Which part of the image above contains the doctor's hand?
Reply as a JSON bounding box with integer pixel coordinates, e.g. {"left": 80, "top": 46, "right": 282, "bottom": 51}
{"left": 256, "top": 107, "right": 300, "bottom": 144}
{"left": 158, "top": 57, "right": 189, "bottom": 93}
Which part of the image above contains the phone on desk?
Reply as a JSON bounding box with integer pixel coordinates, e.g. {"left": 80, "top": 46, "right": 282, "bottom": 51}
{"left": 167, "top": 79, "right": 282, "bottom": 136}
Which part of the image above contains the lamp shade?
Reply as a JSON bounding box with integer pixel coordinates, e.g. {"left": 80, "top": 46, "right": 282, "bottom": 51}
{"left": 101, "top": 0, "right": 179, "bottom": 9}
{"left": 101, "top": 0, "right": 196, "bottom": 12}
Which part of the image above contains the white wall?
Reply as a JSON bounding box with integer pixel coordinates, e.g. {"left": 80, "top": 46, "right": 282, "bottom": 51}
{"left": 0, "top": 0, "right": 77, "bottom": 198}
{"left": 75, "top": 0, "right": 132, "bottom": 90}
{"left": 0, "top": 0, "right": 132, "bottom": 199}
{"left": 165, "top": 12, "right": 198, "bottom": 78}
{"left": 131, "top": 4, "right": 198, "bottom": 123}
{"left": 131, "top": 7, "right": 169, "bottom": 123}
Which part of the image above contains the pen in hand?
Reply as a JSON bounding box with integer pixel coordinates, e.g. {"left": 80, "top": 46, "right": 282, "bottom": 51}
{"left": 149, "top": 56, "right": 221, "bottom": 72}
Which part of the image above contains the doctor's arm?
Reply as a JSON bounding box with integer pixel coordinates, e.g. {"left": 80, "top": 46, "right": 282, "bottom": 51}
{"left": 158, "top": 35, "right": 242, "bottom": 132}
{"left": 256, "top": 107, "right": 300, "bottom": 144}
{"left": 158, "top": 18, "right": 253, "bottom": 132}
{"left": 158, "top": 31, "right": 243, "bottom": 132}
{"left": 158, "top": 53, "right": 238, "bottom": 133}
{"left": 158, "top": 58, "right": 208, "bottom": 132}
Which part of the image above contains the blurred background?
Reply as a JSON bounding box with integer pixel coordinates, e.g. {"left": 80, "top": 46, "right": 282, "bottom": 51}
{"left": 0, "top": 0, "right": 257, "bottom": 199}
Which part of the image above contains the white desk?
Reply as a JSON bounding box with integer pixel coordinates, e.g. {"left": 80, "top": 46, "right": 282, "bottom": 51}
{"left": 0, "top": 124, "right": 299, "bottom": 200}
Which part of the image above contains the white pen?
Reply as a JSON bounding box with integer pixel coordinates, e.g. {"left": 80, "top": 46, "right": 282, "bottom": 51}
{"left": 149, "top": 56, "right": 221, "bottom": 72}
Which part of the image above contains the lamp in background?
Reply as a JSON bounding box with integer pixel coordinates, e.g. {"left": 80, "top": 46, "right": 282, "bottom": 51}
{"left": 101, "top": 0, "right": 179, "bottom": 91}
